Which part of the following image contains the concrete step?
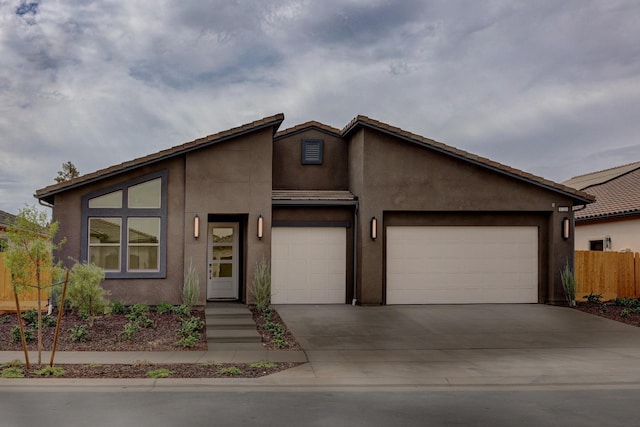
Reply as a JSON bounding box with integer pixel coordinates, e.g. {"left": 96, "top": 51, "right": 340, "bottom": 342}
{"left": 205, "top": 316, "right": 257, "bottom": 330}
{"left": 206, "top": 329, "right": 262, "bottom": 343}
{"left": 205, "top": 307, "right": 253, "bottom": 318}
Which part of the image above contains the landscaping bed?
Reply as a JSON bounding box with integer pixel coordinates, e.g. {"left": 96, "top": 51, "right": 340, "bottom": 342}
{"left": 574, "top": 296, "right": 640, "bottom": 328}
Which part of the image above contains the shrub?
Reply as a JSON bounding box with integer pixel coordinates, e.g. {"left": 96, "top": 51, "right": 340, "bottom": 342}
{"left": 560, "top": 259, "right": 576, "bottom": 306}
{"left": 1, "top": 367, "right": 24, "bottom": 378}
{"left": 614, "top": 297, "right": 640, "bottom": 308}
{"left": 69, "top": 325, "right": 89, "bottom": 342}
{"left": 120, "top": 322, "right": 141, "bottom": 341}
{"left": 178, "top": 335, "right": 199, "bottom": 348}
{"left": 182, "top": 259, "right": 200, "bottom": 308}
{"left": 0, "top": 315, "right": 10, "bottom": 324}
{"left": 34, "top": 366, "right": 65, "bottom": 377}
{"left": 621, "top": 309, "right": 630, "bottom": 318}
{"left": 584, "top": 292, "right": 603, "bottom": 304}
{"left": 11, "top": 325, "right": 34, "bottom": 343}
{"left": 111, "top": 300, "right": 126, "bottom": 314}
{"left": 21, "top": 310, "right": 38, "bottom": 327}
{"left": 156, "top": 302, "right": 173, "bottom": 315}
{"left": 216, "top": 366, "right": 244, "bottom": 376}
{"left": 147, "top": 368, "right": 172, "bottom": 378}
{"left": 249, "top": 257, "right": 271, "bottom": 312}
{"left": 67, "top": 262, "right": 110, "bottom": 318}
{"left": 176, "top": 316, "right": 203, "bottom": 348}
{"left": 172, "top": 304, "right": 191, "bottom": 318}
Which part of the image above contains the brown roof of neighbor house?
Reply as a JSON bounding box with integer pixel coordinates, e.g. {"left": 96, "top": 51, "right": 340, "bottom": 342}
{"left": 35, "top": 114, "right": 285, "bottom": 205}
{"left": 568, "top": 166, "right": 640, "bottom": 221}
{"left": 563, "top": 161, "right": 640, "bottom": 191}
{"left": 341, "top": 115, "right": 595, "bottom": 205}
{"left": 0, "top": 209, "right": 16, "bottom": 228}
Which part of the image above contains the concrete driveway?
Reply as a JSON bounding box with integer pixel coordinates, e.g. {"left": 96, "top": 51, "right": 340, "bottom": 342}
{"left": 273, "top": 304, "right": 640, "bottom": 386}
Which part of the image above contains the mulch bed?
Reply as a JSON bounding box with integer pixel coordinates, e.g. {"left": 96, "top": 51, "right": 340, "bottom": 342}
{"left": 0, "top": 306, "right": 303, "bottom": 378}
{"left": 573, "top": 300, "right": 640, "bottom": 328}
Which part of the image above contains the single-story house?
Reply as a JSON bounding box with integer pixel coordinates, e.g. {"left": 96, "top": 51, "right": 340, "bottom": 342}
{"left": 564, "top": 161, "right": 640, "bottom": 252}
{"left": 35, "top": 114, "right": 594, "bottom": 306}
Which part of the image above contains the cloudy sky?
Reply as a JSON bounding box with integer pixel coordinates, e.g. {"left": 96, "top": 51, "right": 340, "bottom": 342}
{"left": 1, "top": 0, "right": 639, "bottom": 214}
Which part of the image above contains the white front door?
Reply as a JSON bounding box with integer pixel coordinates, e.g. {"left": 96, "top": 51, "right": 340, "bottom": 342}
{"left": 207, "top": 223, "right": 239, "bottom": 300}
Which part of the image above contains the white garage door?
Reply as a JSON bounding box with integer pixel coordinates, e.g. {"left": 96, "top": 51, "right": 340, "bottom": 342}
{"left": 271, "top": 227, "right": 346, "bottom": 304}
{"left": 386, "top": 226, "right": 538, "bottom": 304}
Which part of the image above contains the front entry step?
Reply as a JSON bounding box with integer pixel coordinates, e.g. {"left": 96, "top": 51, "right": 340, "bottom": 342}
{"left": 205, "top": 303, "right": 262, "bottom": 344}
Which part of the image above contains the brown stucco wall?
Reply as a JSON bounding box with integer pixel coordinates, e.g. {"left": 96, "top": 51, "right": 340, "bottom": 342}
{"left": 273, "top": 129, "right": 348, "bottom": 190}
{"left": 349, "top": 127, "right": 577, "bottom": 305}
{"left": 184, "top": 127, "right": 273, "bottom": 303}
{"left": 51, "top": 158, "right": 186, "bottom": 304}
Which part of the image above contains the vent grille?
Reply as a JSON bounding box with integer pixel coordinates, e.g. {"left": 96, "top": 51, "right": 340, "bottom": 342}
{"left": 301, "top": 139, "right": 323, "bottom": 164}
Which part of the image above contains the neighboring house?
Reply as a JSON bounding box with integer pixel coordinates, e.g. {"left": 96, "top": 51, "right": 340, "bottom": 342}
{"left": 35, "top": 114, "right": 593, "bottom": 306}
{"left": 564, "top": 161, "right": 640, "bottom": 253}
{"left": 0, "top": 209, "right": 16, "bottom": 252}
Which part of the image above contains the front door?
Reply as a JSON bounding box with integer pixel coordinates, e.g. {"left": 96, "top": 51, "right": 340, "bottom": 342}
{"left": 207, "top": 223, "right": 239, "bottom": 300}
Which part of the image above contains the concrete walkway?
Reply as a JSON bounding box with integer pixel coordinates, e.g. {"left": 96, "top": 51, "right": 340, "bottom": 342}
{"left": 2, "top": 304, "right": 640, "bottom": 388}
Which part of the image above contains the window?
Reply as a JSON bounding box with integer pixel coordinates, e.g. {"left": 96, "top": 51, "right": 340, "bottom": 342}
{"left": 589, "top": 240, "right": 604, "bottom": 251}
{"left": 301, "top": 139, "right": 323, "bottom": 165}
{"left": 82, "top": 171, "right": 167, "bottom": 278}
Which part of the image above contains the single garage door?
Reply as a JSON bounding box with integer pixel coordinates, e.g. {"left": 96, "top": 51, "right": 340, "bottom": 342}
{"left": 271, "top": 227, "right": 346, "bottom": 304}
{"left": 386, "top": 226, "right": 538, "bottom": 304}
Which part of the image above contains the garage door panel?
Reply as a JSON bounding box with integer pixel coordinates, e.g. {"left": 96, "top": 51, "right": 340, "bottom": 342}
{"left": 387, "top": 226, "right": 538, "bottom": 304}
{"left": 272, "top": 227, "right": 346, "bottom": 304}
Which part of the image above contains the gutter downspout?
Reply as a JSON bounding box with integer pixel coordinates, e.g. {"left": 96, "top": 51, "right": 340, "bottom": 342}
{"left": 352, "top": 201, "right": 359, "bottom": 306}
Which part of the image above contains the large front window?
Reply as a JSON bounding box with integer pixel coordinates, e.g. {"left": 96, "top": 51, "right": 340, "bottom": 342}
{"left": 82, "top": 172, "right": 166, "bottom": 278}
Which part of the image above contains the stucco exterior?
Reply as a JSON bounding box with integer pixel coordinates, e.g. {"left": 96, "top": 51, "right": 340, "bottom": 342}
{"left": 35, "top": 114, "right": 592, "bottom": 306}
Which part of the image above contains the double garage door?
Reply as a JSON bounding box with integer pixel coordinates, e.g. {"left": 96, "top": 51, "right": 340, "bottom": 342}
{"left": 271, "top": 225, "right": 538, "bottom": 304}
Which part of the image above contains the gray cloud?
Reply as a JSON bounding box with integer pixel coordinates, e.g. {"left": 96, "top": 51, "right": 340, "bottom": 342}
{"left": 1, "top": 0, "right": 640, "bottom": 213}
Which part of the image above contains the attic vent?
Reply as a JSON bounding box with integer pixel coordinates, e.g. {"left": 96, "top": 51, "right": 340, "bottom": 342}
{"left": 301, "top": 139, "right": 323, "bottom": 165}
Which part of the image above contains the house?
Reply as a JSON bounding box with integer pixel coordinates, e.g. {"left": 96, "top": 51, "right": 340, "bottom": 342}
{"left": 564, "top": 161, "right": 640, "bottom": 252}
{"left": 0, "top": 209, "right": 16, "bottom": 252}
{"left": 34, "top": 114, "right": 593, "bottom": 306}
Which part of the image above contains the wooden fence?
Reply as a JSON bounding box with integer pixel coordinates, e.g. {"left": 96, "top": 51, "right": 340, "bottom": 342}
{"left": 0, "top": 253, "right": 50, "bottom": 312}
{"left": 574, "top": 250, "right": 640, "bottom": 301}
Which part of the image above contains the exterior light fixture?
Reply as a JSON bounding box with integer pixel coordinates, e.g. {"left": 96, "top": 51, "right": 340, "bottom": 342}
{"left": 193, "top": 215, "right": 200, "bottom": 239}
{"left": 604, "top": 235, "right": 612, "bottom": 250}
{"left": 257, "top": 215, "right": 264, "bottom": 239}
{"left": 370, "top": 217, "right": 377, "bottom": 240}
{"left": 561, "top": 217, "right": 570, "bottom": 240}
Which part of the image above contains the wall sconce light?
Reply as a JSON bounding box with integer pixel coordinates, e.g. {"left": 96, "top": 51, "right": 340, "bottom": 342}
{"left": 561, "top": 217, "right": 570, "bottom": 240}
{"left": 604, "top": 235, "right": 612, "bottom": 250}
{"left": 257, "top": 215, "right": 264, "bottom": 239}
{"left": 193, "top": 215, "right": 200, "bottom": 239}
{"left": 370, "top": 217, "right": 377, "bottom": 240}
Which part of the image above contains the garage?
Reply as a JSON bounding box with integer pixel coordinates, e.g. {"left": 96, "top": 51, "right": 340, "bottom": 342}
{"left": 386, "top": 226, "right": 538, "bottom": 304}
{"left": 271, "top": 227, "right": 346, "bottom": 304}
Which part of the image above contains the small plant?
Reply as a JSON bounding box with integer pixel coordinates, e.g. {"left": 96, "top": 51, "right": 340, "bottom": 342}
{"left": 21, "top": 310, "right": 38, "bottom": 326}
{"left": 127, "top": 303, "right": 153, "bottom": 327}
{"left": 133, "top": 360, "right": 151, "bottom": 366}
{"left": 0, "top": 315, "right": 10, "bottom": 324}
{"left": 146, "top": 368, "right": 172, "bottom": 378}
{"left": 216, "top": 366, "right": 244, "bottom": 376}
{"left": 11, "top": 325, "right": 34, "bottom": 343}
{"left": 156, "top": 302, "right": 174, "bottom": 315}
{"left": 182, "top": 258, "right": 200, "bottom": 308}
{"left": 614, "top": 297, "right": 640, "bottom": 308}
{"left": 34, "top": 366, "right": 65, "bottom": 377}
{"left": 600, "top": 304, "right": 608, "bottom": 313}
{"left": 560, "top": 259, "right": 576, "bottom": 307}
{"left": 120, "top": 321, "right": 141, "bottom": 341}
{"left": 250, "top": 361, "right": 277, "bottom": 369}
{"left": 42, "top": 315, "right": 57, "bottom": 327}
{"left": 621, "top": 309, "right": 630, "bottom": 318}
{"left": 172, "top": 304, "right": 191, "bottom": 318}
{"left": 69, "top": 325, "right": 89, "bottom": 342}
{"left": 111, "top": 300, "right": 126, "bottom": 314}
{"left": 176, "top": 316, "right": 204, "bottom": 348}
{"left": 3, "top": 359, "right": 24, "bottom": 368}
{"left": 584, "top": 292, "right": 603, "bottom": 304}
{"left": 1, "top": 367, "right": 24, "bottom": 378}
{"left": 249, "top": 257, "right": 271, "bottom": 312}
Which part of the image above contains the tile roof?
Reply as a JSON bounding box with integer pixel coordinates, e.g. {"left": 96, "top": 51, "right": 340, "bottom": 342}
{"left": 35, "top": 114, "right": 285, "bottom": 205}
{"left": 342, "top": 115, "right": 594, "bottom": 205}
{"left": 573, "top": 167, "right": 640, "bottom": 221}
{"left": 563, "top": 161, "right": 640, "bottom": 190}
{"left": 0, "top": 209, "right": 16, "bottom": 227}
